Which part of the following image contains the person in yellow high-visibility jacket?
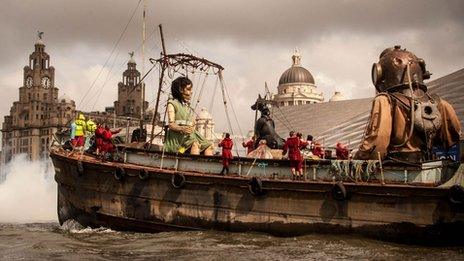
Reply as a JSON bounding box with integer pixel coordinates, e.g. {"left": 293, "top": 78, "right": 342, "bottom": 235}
{"left": 84, "top": 118, "right": 97, "bottom": 150}
{"left": 72, "top": 113, "right": 87, "bottom": 149}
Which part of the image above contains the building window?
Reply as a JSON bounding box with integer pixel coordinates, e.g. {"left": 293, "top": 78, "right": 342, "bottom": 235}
{"left": 43, "top": 93, "right": 47, "bottom": 100}
{"left": 20, "top": 138, "right": 29, "bottom": 146}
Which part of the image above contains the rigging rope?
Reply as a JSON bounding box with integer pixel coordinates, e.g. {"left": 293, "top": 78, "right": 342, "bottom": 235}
{"left": 218, "top": 71, "right": 241, "bottom": 157}
{"left": 193, "top": 73, "right": 208, "bottom": 112}
{"left": 78, "top": 0, "right": 142, "bottom": 109}
{"left": 272, "top": 110, "right": 292, "bottom": 132}
{"left": 274, "top": 105, "right": 294, "bottom": 131}
{"left": 89, "top": 46, "right": 123, "bottom": 111}
{"left": 208, "top": 77, "right": 219, "bottom": 113}
{"left": 221, "top": 75, "right": 245, "bottom": 138}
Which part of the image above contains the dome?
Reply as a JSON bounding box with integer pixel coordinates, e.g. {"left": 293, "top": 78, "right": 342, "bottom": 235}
{"left": 329, "top": 91, "right": 346, "bottom": 102}
{"left": 59, "top": 93, "right": 74, "bottom": 103}
{"left": 279, "top": 66, "right": 315, "bottom": 85}
{"left": 197, "top": 107, "right": 212, "bottom": 120}
{"left": 278, "top": 50, "right": 315, "bottom": 85}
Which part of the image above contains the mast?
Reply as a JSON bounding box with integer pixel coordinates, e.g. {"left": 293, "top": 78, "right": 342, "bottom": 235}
{"left": 149, "top": 24, "right": 168, "bottom": 144}
{"left": 140, "top": 0, "right": 147, "bottom": 132}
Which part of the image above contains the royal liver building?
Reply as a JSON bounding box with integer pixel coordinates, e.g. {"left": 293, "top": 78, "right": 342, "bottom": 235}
{"left": 1, "top": 34, "right": 75, "bottom": 163}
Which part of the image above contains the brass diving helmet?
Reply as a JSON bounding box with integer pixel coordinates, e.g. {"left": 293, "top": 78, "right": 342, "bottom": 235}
{"left": 372, "top": 45, "right": 432, "bottom": 93}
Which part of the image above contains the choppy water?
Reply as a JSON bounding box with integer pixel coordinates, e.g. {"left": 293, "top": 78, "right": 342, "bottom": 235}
{"left": 1, "top": 221, "right": 464, "bottom": 261}
{"left": 1, "top": 156, "right": 464, "bottom": 260}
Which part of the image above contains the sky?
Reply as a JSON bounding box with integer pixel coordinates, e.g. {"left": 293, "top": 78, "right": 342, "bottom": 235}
{"left": 1, "top": 0, "right": 463, "bottom": 135}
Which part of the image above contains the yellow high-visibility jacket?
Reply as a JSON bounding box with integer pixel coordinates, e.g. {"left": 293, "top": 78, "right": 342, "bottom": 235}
{"left": 75, "top": 119, "right": 87, "bottom": 136}
{"left": 86, "top": 119, "right": 96, "bottom": 133}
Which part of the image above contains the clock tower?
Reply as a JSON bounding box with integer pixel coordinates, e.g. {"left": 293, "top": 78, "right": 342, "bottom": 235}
{"left": 114, "top": 52, "right": 148, "bottom": 118}
{"left": 1, "top": 33, "right": 75, "bottom": 163}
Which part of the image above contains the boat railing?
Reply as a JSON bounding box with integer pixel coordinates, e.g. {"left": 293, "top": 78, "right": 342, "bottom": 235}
{"left": 116, "top": 145, "right": 460, "bottom": 186}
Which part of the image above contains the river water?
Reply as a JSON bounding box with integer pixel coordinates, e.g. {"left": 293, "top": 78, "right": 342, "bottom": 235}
{"left": 1, "top": 156, "right": 464, "bottom": 260}
{"left": 1, "top": 221, "right": 464, "bottom": 260}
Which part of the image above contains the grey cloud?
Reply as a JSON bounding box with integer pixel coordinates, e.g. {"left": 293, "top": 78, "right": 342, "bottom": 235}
{"left": 1, "top": 0, "right": 463, "bottom": 132}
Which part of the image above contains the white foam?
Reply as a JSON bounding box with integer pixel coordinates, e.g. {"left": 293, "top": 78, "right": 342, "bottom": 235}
{"left": 0, "top": 154, "right": 57, "bottom": 223}
{"left": 60, "top": 219, "right": 114, "bottom": 234}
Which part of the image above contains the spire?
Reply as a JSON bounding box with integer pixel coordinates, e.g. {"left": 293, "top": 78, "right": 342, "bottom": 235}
{"left": 128, "top": 51, "right": 136, "bottom": 64}
{"left": 291, "top": 47, "right": 301, "bottom": 66}
{"left": 36, "top": 30, "right": 45, "bottom": 46}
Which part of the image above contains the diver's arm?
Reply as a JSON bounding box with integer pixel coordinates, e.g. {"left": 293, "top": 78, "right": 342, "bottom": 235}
{"left": 354, "top": 95, "right": 392, "bottom": 160}
{"left": 438, "top": 99, "right": 462, "bottom": 148}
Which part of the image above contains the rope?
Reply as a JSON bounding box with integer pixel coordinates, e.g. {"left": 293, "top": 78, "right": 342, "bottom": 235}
{"left": 78, "top": 0, "right": 142, "bottom": 108}
{"left": 208, "top": 77, "right": 219, "bottom": 113}
{"left": 218, "top": 71, "right": 240, "bottom": 157}
{"left": 271, "top": 110, "right": 292, "bottom": 132}
{"left": 89, "top": 47, "right": 123, "bottom": 110}
{"left": 193, "top": 73, "right": 208, "bottom": 112}
{"left": 246, "top": 157, "right": 259, "bottom": 176}
{"left": 223, "top": 77, "right": 245, "bottom": 138}
{"left": 274, "top": 105, "right": 294, "bottom": 131}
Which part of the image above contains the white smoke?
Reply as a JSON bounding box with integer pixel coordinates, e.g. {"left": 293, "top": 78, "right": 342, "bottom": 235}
{"left": 0, "top": 154, "right": 57, "bottom": 223}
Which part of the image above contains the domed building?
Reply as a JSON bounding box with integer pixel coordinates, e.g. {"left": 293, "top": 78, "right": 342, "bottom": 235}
{"left": 272, "top": 50, "right": 324, "bottom": 106}
{"left": 195, "top": 107, "right": 215, "bottom": 141}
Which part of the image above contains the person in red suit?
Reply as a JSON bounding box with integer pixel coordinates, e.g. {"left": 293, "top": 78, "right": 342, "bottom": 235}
{"left": 101, "top": 125, "right": 121, "bottom": 155}
{"left": 282, "top": 131, "right": 302, "bottom": 180}
{"left": 94, "top": 124, "right": 105, "bottom": 155}
{"left": 242, "top": 135, "right": 256, "bottom": 156}
{"left": 336, "top": 142, "right": 350, "bottom": 160}
{"left": 219, "top": 133, "right": 234, "bottom": 175}
{"left": 312, "top": 141, "right": 325, "bottom": 159}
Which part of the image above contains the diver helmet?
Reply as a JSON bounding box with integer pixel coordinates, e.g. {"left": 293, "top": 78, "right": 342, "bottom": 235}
{"left": 371, "top": 45, "right": 432, "bottom": 93}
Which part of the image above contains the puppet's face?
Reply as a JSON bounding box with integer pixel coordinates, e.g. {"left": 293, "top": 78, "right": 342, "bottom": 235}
{"left": 180, "top": 84, "right": 193, "bottom": 103}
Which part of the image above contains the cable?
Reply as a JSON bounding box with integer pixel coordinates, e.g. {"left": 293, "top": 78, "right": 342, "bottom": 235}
{"left": 77, "top": 0, "right": 142, "bottom": 108}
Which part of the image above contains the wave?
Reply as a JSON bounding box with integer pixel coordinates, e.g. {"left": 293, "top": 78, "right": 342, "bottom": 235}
{"left": 60, "top": 219, "right": 115, "bottom": 234}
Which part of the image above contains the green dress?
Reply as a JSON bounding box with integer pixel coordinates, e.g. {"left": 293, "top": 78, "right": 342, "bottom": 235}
{"left": 164, "top": 99, "right": 212, "bottom": 153}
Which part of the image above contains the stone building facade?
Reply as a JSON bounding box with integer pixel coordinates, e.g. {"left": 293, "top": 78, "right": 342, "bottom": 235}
{"left": 1, "top": 38, "right": 75, "bottom": 163}
{"left": 272, "top": 50, "right": 324, "bottom": 106}
{"left": 113, "top": 56, "right": 148, "bottom": 118}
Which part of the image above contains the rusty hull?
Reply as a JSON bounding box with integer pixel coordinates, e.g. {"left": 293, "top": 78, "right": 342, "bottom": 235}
{"left": 51, "top": 149, "right": 464, "bottom": 244}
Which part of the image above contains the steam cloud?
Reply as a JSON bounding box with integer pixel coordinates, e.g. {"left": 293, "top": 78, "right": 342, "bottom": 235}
{"left": 0, "top": 154, "right": 57, "bottom": 223}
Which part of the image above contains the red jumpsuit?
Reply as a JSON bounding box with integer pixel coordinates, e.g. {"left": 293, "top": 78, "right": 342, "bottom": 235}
{"left": 219, "top": 137, "right": 234, "bottom": 167}
{"left": 242, "top": 140, "right": 255, "bottom": 155}
{"left": 102, "top": 128, "right": 121, "bottom": 154}
{"left": 336, "top": 143, "right": 349, "bottom": 160}
{"left": 312, "top": 142, "right": 324, "bottom": 158}
{"left": 95, "top": 126, "right": 105, "bottom": 153}
{"left": 283, "top": 137, "right": 302, "bottom": 169}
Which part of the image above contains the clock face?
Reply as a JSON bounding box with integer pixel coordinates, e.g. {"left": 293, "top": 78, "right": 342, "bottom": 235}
{"left": 25, "top": 76, "right": 33, "bottom": 87}
{"left": 41, "top": 77, "right": 51, "bottom": 88}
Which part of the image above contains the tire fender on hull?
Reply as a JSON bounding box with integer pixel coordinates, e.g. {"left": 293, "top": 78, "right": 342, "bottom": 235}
{"left": 77, "top": 161, "right": 84, "bottom": 176}
{"left": 172, "top": 172, "right": 186, "bottom": 189}
{"left": 248, "top": 177, "right": 265, "bottom": 196}
{"left": 114, "top": 167, "right": 126, "bottom": 181}
{"left": 331, "top": 182, "right": 347, "bottom": 201}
